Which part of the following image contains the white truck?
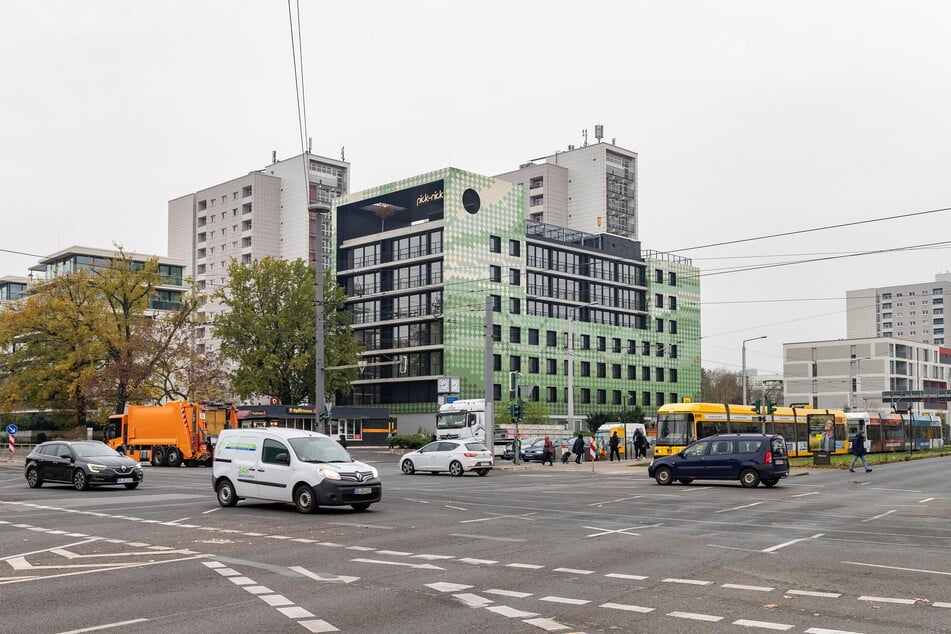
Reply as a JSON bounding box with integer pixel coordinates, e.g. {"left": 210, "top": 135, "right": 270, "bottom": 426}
{"left": 435, "top": 398, "right": 568, "bottom": 455}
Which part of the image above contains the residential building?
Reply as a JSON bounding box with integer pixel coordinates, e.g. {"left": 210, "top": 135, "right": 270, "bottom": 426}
{"left": 495, "top": 133, "right": 638, "bottom": 239}
{"left": 846, "top": 273, "right": 951, "bottom": 346}
{"left": 783, "top": 337, "right": 949, "bottom": 411}
{"left": 0, "top": 275, "right": 29, "bottom": 306}
{"left": 332, "top": 167, "right": 699, "bottom": 434}
{"left": 168, "top": 151, "right": 349, "bottom": 355}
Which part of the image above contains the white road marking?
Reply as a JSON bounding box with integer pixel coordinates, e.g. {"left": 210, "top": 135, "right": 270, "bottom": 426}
{"left": 723, "top": 583, "right": 775, "bottom": 592}
{"left": 327, "top": 522, "right": 393, "bottom": 530}
{"left": 786, "top": 589, "right": 842, "bottom": 598}
{"left": 453, "top": 592, "right": 494, "bottom": 608}
{"left": 259, "top": 594, "right": 294, "bottom": 607}
{"left": 375, "top": 550, "right": 411, "bottom": 556}
{"left": 540, "top": 596, "right": 590, "bottom": 605}
{"left": 507, "top": 563, "right": 545, "bottom": 569}
{"left": 716, "top": 501, "right": 764, "bottom": 513}
{"left": 460, "top": 512, "right": 537, "bottom": 524}
{"left": 412, "top": 553, "right": 455, "bottom": 560}
{"left": 919, "top": 497, "right": 935, "bottom": 503}
{"left": 668, "top": 611, "right": 723, "bottom": 622}
{"left": 804, "top": 629, "right": 864, "bottom": 634}
{"left": 734, "top": 619, "right": 792, "bottom": 630}
{"left": 229, "top": 577, "right": 256, "bottom": 585}
{"left": 445, "top": 505, "right": 468, "bottom": 511}
{"left": 351, "top": 558, "right": 444, "bottom": 570}
{"left": 486, "top": 589, "right": 533, "bottom": 598}
{"left": 605, "top": 573, "right": 648, "bottom": 580}
{"left": 843, "top": 561, "right": 951, "bottom": 576}
{"left": 761, "top": 533, "right": 824, "bottom": 553}
{"left": 587, "top": 495, "right": 642, "bottom": 506}
{"left": 790, "top": 492, "right": 820, "bottom": 497}
{"left": 933, "top": 602, "right": 951, "bottom": 608}
{"left": 459, "top": 557, "right": 498, "bottom": 565}
{"left": 583, "top": 524, "right": 659, "bottom": 538}
{"left": 451, "top": 533, "right": 525, "bottom": 542}
{"left": 553, "top": 567, "right": 594, "bottom": 575}
{"left": 244, "top": 585, "right": 273, "bottom": 594}
{"left": 862, "top": 509, "right": 896, "bottom": 522}
{"left": 600, "top": 602, "right": 653, "bottom": 613}
{"left": 201, "top": 507, "right": 220, "bottom": 513}
{"left": 401, "top": 497, "right": 429, "bottom": 503}
{"left": 56, "top": 619, "right": 149, "bottom": 633}
{"left": 277, "top": 606, "right": 315, "bottom": 619}
{"left": 522, "top": 617, "right": 569, "bottom": 631}
{"left": 298, "top": 620, "right": 339, "bottom": 633}
{"left": 486, "top": 605, "right": 538, "bottom": 618}
{"left": 858, "top": 595, "right": 917, "bottom": 605}
{"left": 663, "top": 578, "right": 712, "bottom": 585}
{"left": 289, "top": 566, "right": 359, "bottom": 584}
{"left": 426, "top": 582, "right": 473, "bottom": 592}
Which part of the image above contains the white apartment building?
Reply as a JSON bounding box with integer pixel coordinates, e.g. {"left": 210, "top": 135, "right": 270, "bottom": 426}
{"left": 168, "top": 151, "right": 349, "bottom": 355}
{"left": 784, "top": 337, "right": 948, "bottom": 411}
{"left": 495, "top": 130, "right": 638, "bottom": 239}
{"left": 846, "top": 273, "right": 951, "bottom": 346}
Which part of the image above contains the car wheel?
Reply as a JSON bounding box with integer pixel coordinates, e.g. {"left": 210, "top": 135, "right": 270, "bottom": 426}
{"left": 216, "top": 479, "right": 238, "bottom": 507}
{"left": 294, "top": 484, "right": 317, "bottom": 513}
{"left": 351, "top": 502, "right": 372, "bottom": 511}
{"left": 124, "top": 482, "right": 140, "bottom": 490}
{"left": 762, "top": 478, "right": 779, "bottom": 488}
{"left": 401, "top": 459, "right": 416, "bottom": 475}
{"left": 476, "top": 468, "right": 490, "bottom": 476}
{"left": 73, "top": 469, "right": 90, "bottom": 491}
{"left": 26, "top": 465, "right": 43, "bottom": 488}
{"left": 678, "top": 478, "right": 694, "bottom": 485}
{"left": 449, "top": 461, "right": 465, "bottom": 477}
{"left": 165, "top": 447, "right": 182, "bottom": 467}
{"left": 654, "top": 466, "right": 673, "bottom": 485}
{"left": 151, "top": 447, "right": 166, "bottom": 467}
{"left": 740, "top": 468, "right": 761, "bottom": 488}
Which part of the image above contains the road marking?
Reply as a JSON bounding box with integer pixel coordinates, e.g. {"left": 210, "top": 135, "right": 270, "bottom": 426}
{"left": 540, "top": 596, "right": 590, "bottom": 605}
{"left": 933, "top": 602, "right": 951, "bottom": 608}
{"left": 716, "top": 501, "right": 764, "bottom": 513}
{"left": 228, "top": 577, "right": 256, "bottom": 585}
{"left": 412, "top": 553, "right": 455, "bottom": 560}
{"left": 919, "top": 497, "right": 935, "bottom": 503}
{"left": 553, "top": 567, "right": 594, "bottom": 575}
{"left": 445, "top": 505, "right": 468, "bottom": 511}
{"left": 587, "top": 495, "right": 642, "bottom": 506}
{"left": 723, "top": 583, "right": 774, "bottom": 592}
{"left": 663, "top": 578, "right": 712, "bottom": 585}
{"left": 201, "top": 507, "right": 220, "bottom": 514}
{"left": 289, "top": 566, "right": 359, "bottom": 584}
{"left": 453, "top": 593, "right": 493, "bottom": 608}
{"left": 843, "top": 561, "right": 951, "bottom": 576}
{"left": 862, "top": 509, "right": 896, "bottom": 522}
{"left": 278, "top": 606, "right": 315, "bottom": 619}
{"left": 351, "top": 558, "right": 444, "bottom": 570}
{"left": 583, "top": 523, "right": 659, "bottom": 538}
{"left": 761, "top": 533, "right": 824, "bottom": 553}
{"left": 328, "top": 522, "right": 393, "bottom": 530}
{"left": 508, "top": 563, "right": 545, "bottom": 569}
{"left": 734, "top": 619, "right": 792, "bottom": 630}
{"left": 605, "top": 573, "right": 648, "bottom": 580}
{"left": 486, "top": 589, "right": 533, "bottom": 598}
{"left": 786, "top": 589, "right": 842, "bottom": 598}
{"left": 298, "top": 620, "right": 339, "bottom": 633}
{"left": 401, "top": 497, "right": 429, "bottom": 503}
{"left": 858, "top": 595, "right": 917, "bottom": 605}
{"left": 486, "top": 605, "right": 538, "bottom": 618}
{"left": 451, "top": 533, "right": 525, "bottom": 542}
{"left": 600, "top": 602, "right": 653, "bottom": 613}
{"left": 244, "top": 586, "right": 273, "bottom": 594}
{"left": 790, "top": 492, "right": 820, "bottom": 497}
{"left": 805, "top": 629, "right": 864, "bottom": 634}
{"left": 426, "top": 582, "right": 473, "bottom": 592}
{"left": 460, "top": 512, "right": 538, "bottom": 524}
{"left": 375, "top": 550, "right": 411, "bottom": 556}
{"left": 522, "top": 617, "right": 569, "bottom": 631}
{"left": 259, "top": 594, "right": 294, "bottom": 607}
{"left": 459, "top": 557, "right": 498, "bottom": 565}
{"left": 57, "top": 619, "right": 149, "bottom": 633}
{"left": 668, "top": 611, "right": 722, "bottom": 622}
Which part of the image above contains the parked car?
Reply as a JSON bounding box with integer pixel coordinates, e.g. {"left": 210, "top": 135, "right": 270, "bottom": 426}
{"left": 24, "top": 440, "right": 144, "bottom": 491}
{"left": 648, "top": 433, "right": 788, "bottom": 488}
{"left": 400, "top": 440, "right": 494, "bottom": 476}
{"left": 520, "top": 437, "right": 570, "bottom": 462}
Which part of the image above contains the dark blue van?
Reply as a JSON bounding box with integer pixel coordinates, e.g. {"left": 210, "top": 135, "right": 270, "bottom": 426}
{"left": 648, "top": 433, "right": 788, "bottom": 488}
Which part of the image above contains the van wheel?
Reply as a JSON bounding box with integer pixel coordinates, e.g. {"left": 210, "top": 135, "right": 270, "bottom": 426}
{"left": 351, "top": 503, "right": 372, "bottom": 511}
{"left": 216, "top": 479, "right": 238, "bottom": 507}
{"left": 449, "top": 461, "right": 465, "bottom": 477}
{"left": 762, "top": 478, "right": 779, "bottom": 488}
{"left": 294, "top": 484, "right": 317, "bottom": 513}
{"left": 740, "top": 469, "right": 761, "bottom": 488}
{"left": 165, "top": 447, "right": 182, "bottom": 467}
{"left": 654, "top": 466, "right": 673, "bottom": 485}
{"left": 678, "top": 478, "right": 694, "bottom": 485}
{"left": 401, "top": 459, "right": 415, "bottom": 475}
{"left": 151, "top": 447, "right": 166, "bottom": 467}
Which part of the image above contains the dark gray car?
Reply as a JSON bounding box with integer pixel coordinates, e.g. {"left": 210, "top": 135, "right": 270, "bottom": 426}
{"left": 24, "top": 440, "right": 144, "bottom": 491}
{"left": 648, "top": 433, "right": 788, "bottom": 488}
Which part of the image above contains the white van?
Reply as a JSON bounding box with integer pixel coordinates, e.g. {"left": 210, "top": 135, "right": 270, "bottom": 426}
{"left": 213, "top": 427, "right": 381, "bottom": 513}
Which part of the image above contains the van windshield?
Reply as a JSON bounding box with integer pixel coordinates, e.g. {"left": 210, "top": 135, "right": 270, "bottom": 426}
{"left": 289, "top": 437, "right": 352, "bottom": 463}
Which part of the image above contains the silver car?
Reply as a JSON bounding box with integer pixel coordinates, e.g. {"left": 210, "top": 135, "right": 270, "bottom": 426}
{"left": 400, "top": 440, "right": 494, "bottom": 477}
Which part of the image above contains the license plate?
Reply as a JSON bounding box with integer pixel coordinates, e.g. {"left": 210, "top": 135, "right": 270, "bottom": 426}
{"left": 116, "top": 478, "right": 133, "bottom": 484}
{"left": 353, "top": 487, "right": 372, "bottom": 495}
{"left": 774, "top": 459, "right": 785, "bottom": 465}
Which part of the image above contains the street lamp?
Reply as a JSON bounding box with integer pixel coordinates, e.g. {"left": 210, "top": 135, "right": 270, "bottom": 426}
{"left": 741, "top": 335, "right": 767, "bottom": 406}
{"left": 567, "top": 301, "right": 597, "bottom": 433}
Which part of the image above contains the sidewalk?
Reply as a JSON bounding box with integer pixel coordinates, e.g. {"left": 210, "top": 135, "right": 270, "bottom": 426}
{"left": 495, "top": 458, "right": 645, "bottom": 474}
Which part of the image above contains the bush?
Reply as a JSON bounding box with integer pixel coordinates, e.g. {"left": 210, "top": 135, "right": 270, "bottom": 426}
{"left": 387, "top": 433, "right": 431, "bottom": 450}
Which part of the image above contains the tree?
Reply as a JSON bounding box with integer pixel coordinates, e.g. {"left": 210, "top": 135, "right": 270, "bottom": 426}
{"left": 212, "top": 257, "right": 361, "bottom": 405}
{"left": 145, "top": 320, "right": 230, "bottom": 402}
{"left": 619, "top": 406, "right": 647, "bottom": 426}
{"left": 585, "top": 411, "right": 612, "bottom": 433}
{"left": 701, "top": 368, "right": 742, "bottom": 404}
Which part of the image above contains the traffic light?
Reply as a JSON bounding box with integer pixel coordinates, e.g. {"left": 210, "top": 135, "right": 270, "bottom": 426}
{"left": 766, "top": 399, "right": 777, "bottom": 414}
{"left": 515, "top": 399, "right": 525, "bottom": 422}
{"left": 507, "top": 403, "right": 518, "bottom": 420}
{"left": 751, "top": 399, "right": 762, "bottom": 414}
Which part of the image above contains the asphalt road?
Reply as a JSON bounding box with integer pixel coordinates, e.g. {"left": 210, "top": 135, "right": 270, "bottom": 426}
{"left": 2, "top": 450, "right": 951, "bottom": 634}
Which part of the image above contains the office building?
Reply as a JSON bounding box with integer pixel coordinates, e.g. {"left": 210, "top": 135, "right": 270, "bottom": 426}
{"left": 847, "top": 273, "right": 951, "bottom": 346}
{"left": 332, "top": 167, "right": 699, "bottom": 433}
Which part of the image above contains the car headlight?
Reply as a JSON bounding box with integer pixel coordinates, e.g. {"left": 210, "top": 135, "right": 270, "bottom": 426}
{"left": 369, "top": 466, "right": 379, "bottom": 479}
{"left": 87, "top": 463, "right": 108, "bottom": 473}
{"left": 318, "top": 468, "right": 341, "bottom": 480}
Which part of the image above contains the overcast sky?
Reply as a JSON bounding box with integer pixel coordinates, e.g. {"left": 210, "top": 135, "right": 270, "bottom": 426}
{"left": 3, "top": 1, "right": 950, "bottom": 376}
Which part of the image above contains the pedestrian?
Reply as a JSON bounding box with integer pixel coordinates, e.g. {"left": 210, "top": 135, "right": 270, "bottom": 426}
{"left": 633, "top": 428, "right": 648, "bottom": 459}
{"left": 572, "top": 432, "right": 585, "bottom": 464}
{"left": 609, "top": 431, "right": 621, "bottom": 461}
{"left": 338, "top": 434, "right": 347, "bottom": 449}
{"left": 542, "top": 435, "right": 555, "bottom": 466}
{"left": 848, "top": 428, "right": 872, "bottom": 473}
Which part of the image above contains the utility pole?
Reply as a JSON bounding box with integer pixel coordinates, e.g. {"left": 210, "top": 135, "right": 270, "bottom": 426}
{"left": 484, "top": 296, "right": 494, "bottom": 456}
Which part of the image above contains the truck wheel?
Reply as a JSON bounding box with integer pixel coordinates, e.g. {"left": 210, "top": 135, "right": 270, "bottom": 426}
{"left": 165, "top": 447, "right": 182, "bottom": 467}
{"left": 216, "top": 479, "right": 238, "bottom": 507}
{"left": 151, "top": 447, "right": 166, "bottom": 467}
{"left": 294, "top": 484, "right": 317, "bottom": 513}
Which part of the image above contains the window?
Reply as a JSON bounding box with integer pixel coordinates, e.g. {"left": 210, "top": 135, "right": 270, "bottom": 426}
{"left": 655, "top": 318, "right": 664, "bottom": 333}
{"left": 490, "top": 266, "right": 501, "bottom": 282}
{"left": 656, "top": 392, "right": 665, "bottom": 407}
{"left": 546, "top": 386, "right": 557, "bottom": 402}
{"left": 528, "top": 357, "right": 539, "bottom": 373}
{"left": 612, "top": 338, "right": 622, "bottom": 353}
{"left": 670, "top": 369, "right": 678, "bottom": 383}
{"left": 581, "top": 389, "right": 591, "bottom": 404}
{"left": 491, "top": 295, "right": 501, "bottom": 312}
{"left": 597, "top": 363, "right": 606, "bottom": 378}
{"left": 669, "top": 320, "right": 678, "bottom": 334}
{"left": 642, "top": 366, "right": 651, "bottom": 381}
{"left": 509, "top": 269, "right": 521, "bottom": 285}
{"left": 642, "top": 341, "right": 651, "bottom": 355}
{"left": 529, "top": 329, "right": 539, "bottom": 345}
{"left": 510, "top": 356, "right": 521, "bottom": 371}
{"left": 656, "top": 367, "right": 665, "bottom": 382}
{"left": 655, "top": 294, "right": 664, "bottom": 308}
{"left": 489, "top": 236, "right": 501, "bottom": 253}
{"left": 627, "top": 366, "right": 636, "bottom": 380}
{"left": 509, "top": 240, "right": 521, "bottom": 256}
{"left": 654, "top": 269, "right": 663, "bottom": 283}
{"left": 546, "top": 331, "right": 557, "bottom": 347}
{"left": 529, "top": 176, "right": 543, "bottom": 189}
{"left": 492, "top": 325, "right": 501, "bottom": 341}
{"left": 510, "top": 327, "right": 521, "bottom": 343}
{"left": 642, "top": 392, "right": 651, "bottom": 406}
{"left": 580, "top": 362, "right": 591, "bottom": 377}
{"left": 597, "top": 336, "right": 606, "bottom": 352}
{"left": 612, "top": 364, "right": 622, "bottom": 379}
{"left": 612, "top": 390, "right": 622, "bottom": 405}
{"left": 669, "top": 296, "right": 677, "bottom": 310}
{"left": 547, "top": 358, "right": 557, "bottom": 374}
{"left": 628, "top": 339, "right": 636, "bottom": 354}
{"left": 493, "top": 354, "right": 502, "bottom": 370}
{"left": 580, "top": 334, "right": 591, "bottom": 349}
{"left": 530, "top": 194, "right": 544, "bottom": 206}
{"left": 596, "top": 390, "right": 606, "bottom": 405}
{"left": 510, "top": 297, "right": 521, "bottom": 314}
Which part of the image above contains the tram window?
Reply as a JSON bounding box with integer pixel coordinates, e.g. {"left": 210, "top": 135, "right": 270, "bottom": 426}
{"left": 698, "top": 422, "right": 728, "bottom": 438}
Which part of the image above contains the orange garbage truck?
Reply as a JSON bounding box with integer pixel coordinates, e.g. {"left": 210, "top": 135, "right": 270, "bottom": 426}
{"left": 106, "top": 401, "right": 239, "bottom": 467}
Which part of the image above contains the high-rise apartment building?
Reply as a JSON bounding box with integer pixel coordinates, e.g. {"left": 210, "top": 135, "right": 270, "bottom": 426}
{"left": 846, "top": 273, "right": 951, "bottom": 346}
{"left": 495, "top": 135, "right": 638, "bottom": 239}
{"left": 168, "top": 151, "right": 349, "bottom": 354}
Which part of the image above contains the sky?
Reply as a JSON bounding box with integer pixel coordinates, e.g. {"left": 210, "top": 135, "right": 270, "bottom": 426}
{"left": 3, "top": 1, "right": 950, "bottom": 377}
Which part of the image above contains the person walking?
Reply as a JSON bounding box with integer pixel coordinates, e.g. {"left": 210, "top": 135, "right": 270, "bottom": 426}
{"left": 633, "top": 428, "right": 648, "bottom": 459}
{"left": 571, "top": 432, "right": 585, "bottom": 464}
{"left": 848, "top": 428, "right": 872, "bottom": 473}
{"left": 542, "top": 435, "right": 555, "bottom": 466}
{"left": 609, "top": 431, "right": 621, "bottom": 461}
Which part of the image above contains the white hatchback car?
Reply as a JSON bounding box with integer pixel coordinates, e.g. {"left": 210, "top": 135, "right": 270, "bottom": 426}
{"left": 400, "top": 440, "right": 494, "bottom": 477}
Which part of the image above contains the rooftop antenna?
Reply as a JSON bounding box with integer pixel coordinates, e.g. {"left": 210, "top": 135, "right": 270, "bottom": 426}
{"left": 582, "top": 129, "right": 588, "bottom": 146}
{"left": 272, "top": 150, "right": 277, "bottom": 164}
{"left": 594, "top": 124, "right": 603, "bottom": 143}
{"left": 308, "top": 137, "right": 313, "bottom": 153}
{"left": 341, "top": 146, "right": 345, "bottom": 161}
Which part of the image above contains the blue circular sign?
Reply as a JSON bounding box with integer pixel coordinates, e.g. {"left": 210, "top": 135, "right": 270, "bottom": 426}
{"left": 6, "top": 424, "right": 17, "bottom": 435}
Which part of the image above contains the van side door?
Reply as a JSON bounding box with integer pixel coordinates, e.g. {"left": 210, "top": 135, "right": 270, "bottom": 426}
{"left": 256, "top": 436, "right": 295, "bottom": 502}
{"left": 228, "top": 434, "right": 261, "bottom": 499}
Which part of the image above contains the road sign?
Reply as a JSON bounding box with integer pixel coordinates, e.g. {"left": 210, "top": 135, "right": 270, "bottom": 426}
{"left": 445, "top": 396, "right": 458, "bottom": 403}
{"left": 6, "top": 424, "right": 17, "bottom": 436}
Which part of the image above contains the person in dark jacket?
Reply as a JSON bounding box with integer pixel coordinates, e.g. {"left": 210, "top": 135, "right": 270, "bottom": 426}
{"left": 608, "top": 431, "right": 621, "bottom": 461}
{"left": 571, "top": 433, "right": 585, "bottom": 464}
{"left": 633, "top": 428, "right": 648, "bottom": 459}
{"left": 848, "top": 429, "right": 871, "bottom": 473}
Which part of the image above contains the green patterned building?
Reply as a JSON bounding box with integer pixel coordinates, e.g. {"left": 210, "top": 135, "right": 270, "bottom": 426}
{"left": 333, "top": 167, "right": 700, "bottom": 434}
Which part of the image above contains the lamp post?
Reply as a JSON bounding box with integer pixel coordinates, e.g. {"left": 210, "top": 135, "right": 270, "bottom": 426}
{"left": 741, "top": 336, "right": 767, "bottom": 406}
{"left": 309, "top": 195, "right": 331, "bottom": 432}
{"left": 567, "top": 301, "right": 597, "bottom": 433}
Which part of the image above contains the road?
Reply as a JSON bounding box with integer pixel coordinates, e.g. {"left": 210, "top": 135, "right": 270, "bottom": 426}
{"left": 2, "top": 450, "right": 951, "bottom": 633}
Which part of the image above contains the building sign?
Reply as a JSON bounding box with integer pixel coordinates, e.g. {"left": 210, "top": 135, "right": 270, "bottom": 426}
{"left": 288, "top": 407, "right": 316, "bottom": 415}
